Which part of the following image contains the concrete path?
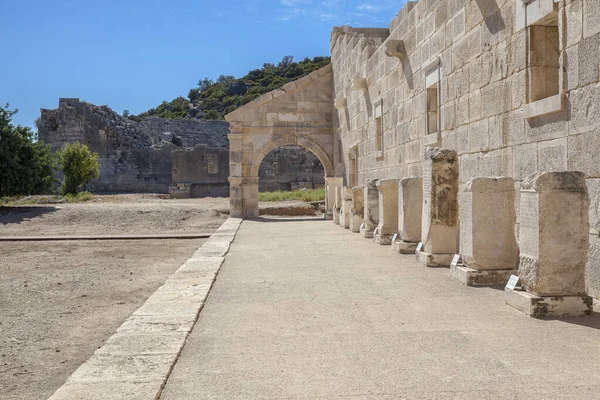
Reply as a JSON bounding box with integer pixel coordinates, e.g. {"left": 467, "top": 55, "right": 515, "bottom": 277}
{"left": 162, "top": 218, "right": 600, "bottom": 399}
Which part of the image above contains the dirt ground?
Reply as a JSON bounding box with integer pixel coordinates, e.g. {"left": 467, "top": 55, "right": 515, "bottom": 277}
{"left": 0, "top": 194, "right": 230, "bottom": 400}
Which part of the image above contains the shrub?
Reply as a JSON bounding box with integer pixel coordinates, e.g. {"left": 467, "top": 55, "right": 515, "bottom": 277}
{"left": 0, "top": 105, "right": 56, "bottom": 197}
{"left": 56, "top": 142, "right": 100, "bottom": 195}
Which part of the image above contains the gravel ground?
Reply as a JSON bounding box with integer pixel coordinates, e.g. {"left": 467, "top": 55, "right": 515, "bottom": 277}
{"left": 0, "top": 194, "right": 229, "bottom": 400}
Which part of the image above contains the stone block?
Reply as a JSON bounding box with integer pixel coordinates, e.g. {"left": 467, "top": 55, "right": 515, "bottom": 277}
{"left": 452, "top": 264, "right": 516, "bottom": 287}
{"left": 505, "top": 287, "right": 592, "bottom": 318}
{"left": 349, "top": 186, "right": 364, "bottom": 233}
{"left": 339, "top": 186, "right": 352, "bottom": 229}
{"left": 583, "top": 0, "right": 600, "bottom": 38}
{"left": 578, "top": 33, "right": 599, "bottom": 86}
{"left": 333, "top": 185, "right": 342, "bottom": 225}
{"left": 360, "top": 179, "right": 379, "bottom": 238}
{"left": 418, "top": 148, "right": 459, "bottom": 267}
{"left": 457, "top": 177, "right": 518, "bottom": 285}
{"left": 517, "top": 172, "right": 589, "bottom": 297}
{"left": 393, "top": 177, "right": 423, "bottom": 254}
{"left": 374, "top": 179, "right": 400, "bottom": 245}
{"left": 325, "top": 177, "right": 343, "bottom": 219}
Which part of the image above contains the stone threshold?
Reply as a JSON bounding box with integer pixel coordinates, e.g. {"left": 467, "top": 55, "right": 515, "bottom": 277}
{"left": 48, "top": 217, "right": 243, "bottom": 400}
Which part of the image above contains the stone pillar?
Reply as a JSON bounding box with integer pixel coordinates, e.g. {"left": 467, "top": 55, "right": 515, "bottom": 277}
{"left": 325, "top": 177, "right": 343, "bottom": 219}
{"left": 229, "top": 176, "right": 259, "bottom": 218}
{"left": 453, "top": 177, "right": 518, "bottom": 286}
{"left": 417, "top": 148, "right": 459, "bottom": 267}
{"left": 505, "top": 172, "right": 592, "bottom": 317}
{"left": 374, "top": 179, "right": 400, "bottom": 245}
{"left": 349, "top": 186, "right": 364, "bottom": 233}
{"left": 360, "top": 179, "right": 379, "bottom": 238}
{"left": 392, "top": 177, "right": 422, "bottom": 254}
{"left": 339, "top": 186, "right": 352, "bottom": 229}
{"left": 333, "top": 186, "right": 342, "bottom": 225}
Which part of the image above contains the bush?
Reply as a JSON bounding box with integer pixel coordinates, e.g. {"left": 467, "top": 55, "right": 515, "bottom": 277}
{"left": 0, "top": 105, "right": 56, "bottom": 197}
{"left": 56, "top": 142, "right": 100, "bottom": 195}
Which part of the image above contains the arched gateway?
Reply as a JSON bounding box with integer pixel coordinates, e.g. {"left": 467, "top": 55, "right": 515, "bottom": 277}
{"left": 225, "top": 65, "right": 340, "bottom": 218}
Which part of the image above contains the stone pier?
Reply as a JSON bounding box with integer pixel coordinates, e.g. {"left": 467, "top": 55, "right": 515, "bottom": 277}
{"left": 339, "top": 187, "right": 352, "bottom": 229}
{"left": 349, "top": 186, "right": 364, "bottom": 233}
{"left": 505, "top": 172, "right": 592, "bottom": 317}
{"left": 325, "top": 177, "right": 343, "bottom": 220}
{"left": 417, "top": 148, "right": 459, "bottom": 267}
{"left": 360, "top": 179, "right": 379, "bottom": 238}
{"left": 333, "top": 186, "right": 342, "bottom": 225}
{"left": 392, "top": 178, "right": 422, "bottom": 254}
{"left": 374, "top": 179, "right": 400, "bottom": 245}
{"left": 453, "top": 177, "right": 518, "bottom": 286}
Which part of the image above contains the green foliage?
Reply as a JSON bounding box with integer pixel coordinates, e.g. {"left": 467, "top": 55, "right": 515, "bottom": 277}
{"left": 122, "top": 109, "right": 130, "bottom": 117}
{"left": 131, "top": 55, "right": 331, "bottom": 121}
{"left": 0, "top": 191, "right": 94, "bottom": 206}
{"left": 56, "top": 142, "right": 100, "bottom": 195}
{"left": 258, "top": 188, "right": 325, "bottom": 202}
{"left": 0, "top": 105, "right": 56, "bottom": 197}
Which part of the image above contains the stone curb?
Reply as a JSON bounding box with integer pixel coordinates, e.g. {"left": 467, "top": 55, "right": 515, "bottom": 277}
{"left": 47, "top": 218, "right": 243, "bottom": 400}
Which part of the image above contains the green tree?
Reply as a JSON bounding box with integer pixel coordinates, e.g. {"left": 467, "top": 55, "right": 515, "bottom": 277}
{"left": 56, "top": 142, "right": 100, "bottom": 195}
{"left": 122, "top": 109, "right": 130, "bottom": 117}
{"left": 0, "top": 105, "right": 56, "bottom": 197}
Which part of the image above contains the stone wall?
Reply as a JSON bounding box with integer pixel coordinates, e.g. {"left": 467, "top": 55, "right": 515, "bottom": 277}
{"left": 259, "top": 146, "right": 325, "bottom": 192}
{"left": 330, "top": 0, "right": 600, "bottom": 295}
{"left": 39, "top": 98, "right": 326, "bottom": 195}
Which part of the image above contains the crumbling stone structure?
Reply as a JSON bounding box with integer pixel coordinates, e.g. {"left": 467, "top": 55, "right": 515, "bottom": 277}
{"left": 39, "top": 98, "right": 324, "bottom": 195}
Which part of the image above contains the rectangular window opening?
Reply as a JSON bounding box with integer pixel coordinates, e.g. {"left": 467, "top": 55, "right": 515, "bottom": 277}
{"left": 427, "top": 85, "right": 439, "bottom": 135}
{"left": 528, "top": 11, "right": 559, "bottom": 103}
{"left": 375, "top": 101, "right": 383, "bottom": 159}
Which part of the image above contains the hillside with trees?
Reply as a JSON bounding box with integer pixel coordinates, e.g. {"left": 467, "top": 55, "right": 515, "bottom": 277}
{"left": 130, "top": 56, "right": 330, "bottom": 121}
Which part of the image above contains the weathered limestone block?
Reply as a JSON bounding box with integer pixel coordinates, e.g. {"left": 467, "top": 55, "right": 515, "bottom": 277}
{"left": 505, "top": 172, "right": 592, "bottom": 317}
{"left": 360, "top": 179, "right": 379, "bottom": 238}
{"left": 417, "top": 148, "right": 459, "bottom": 267}
{"left": 325, "top": 177, "right": 343, "bottom": 219}
{"left": 339, "top": 186, "right": 352, "bottom": 229}
{"left": 374, "top": 179, "right": 400, "bottom": 245}
{"left": 333, "top": 185, "right": 342, "bottom": 225}
{"left": 392, "top": 178, "right": 422, "bottom": 254}
{"left": 349, "top": 186, "right": 364, "bottom": 233}
{"left": 453, "top": 177, "right": 518, "bottom": 286}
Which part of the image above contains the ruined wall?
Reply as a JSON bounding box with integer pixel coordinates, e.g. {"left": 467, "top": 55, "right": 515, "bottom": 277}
{"left": 39, "top": 98, "right": 324, "bottom": 195}
{"left": 331, "top": 0, "right": 600, "bottom": 295}
{"left": 259, "top": 146, "right": 326, "bottom": 192}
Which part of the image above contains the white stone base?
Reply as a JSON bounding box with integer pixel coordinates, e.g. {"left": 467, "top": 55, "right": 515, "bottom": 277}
{"left": 339, "top": 213, "right": 350, "bottom": 229}
{"left": 416, "top": 251, "right": 454, "bottom": 267}
{"left": 374, "top": 233, "right": 393, "bottom": 245}
{"left": 332, "top": 209, "right": 340, "bottom": 225}
{"left": 392, "top": 240, "right": 418, "bottom": 254}
{"left": 505, "top": 288, "right": 593, "bottom": 318}
{"left": 360, "top": 225, "right": 374, "bottom": 238}
{"left": 451, "top": 265, "right": 516, "bottom": 287}
{"left": 349, "top": 214, "right": 362, "bottom": 233}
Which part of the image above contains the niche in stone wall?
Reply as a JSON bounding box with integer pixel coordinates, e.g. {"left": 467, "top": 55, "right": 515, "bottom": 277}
{"left": 424, "top": 59, "right": 441, "bottom": 141}
{"left": 528, "top": 12, "right": 559, "bottom": 103}
{"left": 207, "top": 153, "right": 218, "bottom": 174}
{"left": 374, "top": 100, "right": 383, "bottom": 159}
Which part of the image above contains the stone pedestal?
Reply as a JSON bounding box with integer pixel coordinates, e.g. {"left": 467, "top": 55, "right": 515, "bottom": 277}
{"left": 453, "top": 177, "right": 518, "bottom": 286}
{"left": 325, "top": 177, "right": 343, "bottom": 220}
{"left": 339, "top": 187, "right": 352, "bottom": 229}
{"left": 505, "top": 172, "right": 592, "bottom": 317}
{"left": 349, "top": 186, "right": 364, "bottom": 233}
{"left": 417, "top": 148, "right": 459, "bottom": 267}
{"left": 360, "top": 179, "right": 379, "bottom": 238}
{"left": 392, "top": 178, "right": 422, "bottom": 254}
{"left": 333, "top": 186, "right": 342, "bottom": 225}
{"left": 374, "top": 179, "right": 400, "bottom": 245}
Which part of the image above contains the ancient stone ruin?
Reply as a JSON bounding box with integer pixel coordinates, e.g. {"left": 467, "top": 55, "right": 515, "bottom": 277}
{"left": 39, "top": 98, "right": 324, "bottom": 196}
{"left": 225, "top": 0, "right": 600, "bottom": 316}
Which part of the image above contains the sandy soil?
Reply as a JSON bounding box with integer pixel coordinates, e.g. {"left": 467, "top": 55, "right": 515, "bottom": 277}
{"left": 0, "top": 194, "right": 229, "bottom": 400}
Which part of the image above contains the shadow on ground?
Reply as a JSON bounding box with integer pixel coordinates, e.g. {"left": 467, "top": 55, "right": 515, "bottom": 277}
{"left": 0, "top": 206, "right": 58, "bottom": 225}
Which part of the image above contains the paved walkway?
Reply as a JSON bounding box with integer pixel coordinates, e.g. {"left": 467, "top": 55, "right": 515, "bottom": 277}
{"left": 162, "top": 218, "right": 600, "bottom": 399}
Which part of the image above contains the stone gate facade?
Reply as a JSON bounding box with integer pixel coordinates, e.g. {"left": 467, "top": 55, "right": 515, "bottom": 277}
{"left": 225, "top": 65, "right": 336, "bottom": 218}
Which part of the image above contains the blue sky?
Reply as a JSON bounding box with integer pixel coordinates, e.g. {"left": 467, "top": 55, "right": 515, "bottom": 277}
{"left": 1, "top": 0, "right": 405, "bottom": 129}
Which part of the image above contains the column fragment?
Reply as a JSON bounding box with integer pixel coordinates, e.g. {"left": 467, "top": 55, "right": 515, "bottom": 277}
{"left": 360, "top": 179, "right": 379, "bottom": 238}
{"left": 374, "top": 179, "right": 400, "bottom": 245}
{"left": 392, "top": 178, "right": 423, "bottom": 254}
{"left": 349, "top": 186, "right": 364, "bottom": 233}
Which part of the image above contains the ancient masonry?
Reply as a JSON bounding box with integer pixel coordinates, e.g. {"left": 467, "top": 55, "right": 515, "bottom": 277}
{"left": 225, "top": 0, "right": 600, "bottom": 316}
{"left": 39, "top": 98, "right": 324, "bottom": 196}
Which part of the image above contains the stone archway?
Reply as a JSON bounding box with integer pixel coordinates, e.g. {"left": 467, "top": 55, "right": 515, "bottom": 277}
{"left": 225, "top": 65, "right": 339, "bottom": 218}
